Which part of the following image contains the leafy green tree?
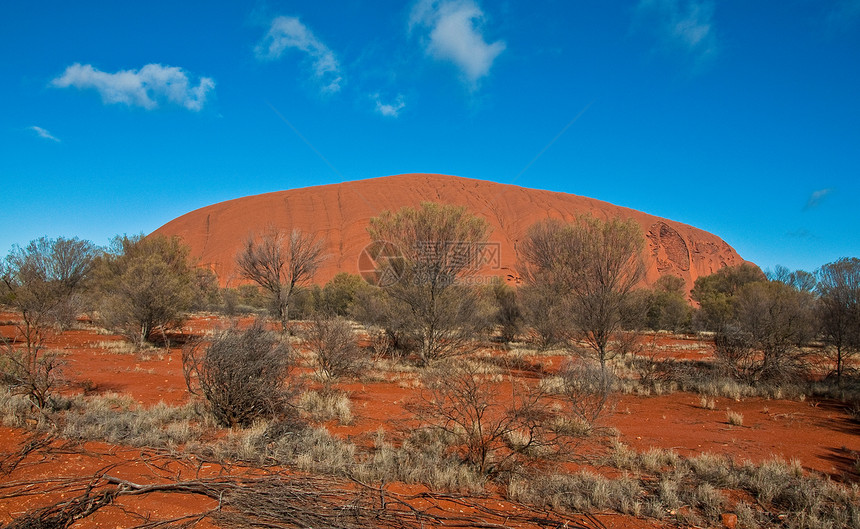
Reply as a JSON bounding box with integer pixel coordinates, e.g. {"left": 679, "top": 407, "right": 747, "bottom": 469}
{"left": 520, "top": 215, "right": 645, "bottom": 371}
{"left": 366, "top": 202, "right": 491, "bottom": 366}
{"left": 642, "top": 275, "right": 692, "bottom": 332}
{"left": 691, "top": 263, "right": 766, "bottom": 331}
{"left": 320, "top": 272, "right": 371, "bottom": 317}
{"left": 816, "top": 257, "right": 860, "bottom": 384}
{"left": 94, "top": 235, "right": 195, "bottom": 345}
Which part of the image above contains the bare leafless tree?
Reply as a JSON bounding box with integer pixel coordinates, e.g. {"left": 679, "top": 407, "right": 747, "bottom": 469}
{"left": 816, "top": 257, "right": 860, "bottom": 384}
{"left": 520, "top": 216, "right": 645, "bottom": 372}
{"left": 731, "top": 281, "right": 816, "bottom": 382}
{"left": 236, "top": 227, "right": 326, "bottom": 332}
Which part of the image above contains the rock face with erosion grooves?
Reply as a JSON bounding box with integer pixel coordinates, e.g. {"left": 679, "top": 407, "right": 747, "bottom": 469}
{"left": 152, "top": 173, "right": 749, "bottom": 291}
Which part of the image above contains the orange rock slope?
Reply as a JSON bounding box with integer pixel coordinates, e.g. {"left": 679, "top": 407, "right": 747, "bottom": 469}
{"left": 152, "top": 173, "right": 748, "bottom": 290}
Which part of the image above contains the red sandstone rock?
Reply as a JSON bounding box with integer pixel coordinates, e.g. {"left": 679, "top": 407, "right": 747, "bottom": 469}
{"left": 152, "top": 173, "right": 749, "bottom": 291}
{"left": 721, "top": 513, "right": 738, "bottom": 529}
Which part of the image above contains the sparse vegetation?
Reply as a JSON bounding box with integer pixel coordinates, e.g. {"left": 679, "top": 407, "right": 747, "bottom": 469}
{"left": 301, "top": 315, "right": 364, "bottom": 386}
{"left": 298, "top": 389, "right": 353, "bottom": 425}
{"left": 1, "top": 236, "right": 97, "bottom": 408}
{"left": 817, "top": 257, "right": 860, "bottom": 384}
{"left": 520, "top": 215, "right": 645, "bottom": 371}
{"left": 726, "top": 409, "right": 744, "bottom": 426}
{"left": 365, "top": 202, "right": 492, "bottom": 365}
{"left": 2, "top": 218, "right": 860, "bottom": 529}
{"left": 182, "top": 325, "right": 297, "bottom": 427}
{"left": 93, "top": 234, "right": 196, "bottom": 346}
{"left": 235, "top": 226, "right": 326, "bottom": 331}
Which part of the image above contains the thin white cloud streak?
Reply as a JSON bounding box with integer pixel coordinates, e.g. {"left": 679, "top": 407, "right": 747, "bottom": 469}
{"left": 255, "top": 16, "right": 343, "bottom": 94}
{"left": 409, "top": 0, "right": 506, "bottom": 86}
{"left": 636, "top": 0, "right": 717, "bottom": 63}
{"left": 373, "top": 94, "right": 406, "bottom": 117}
{"left": 29, "top": 126, "right": 60, "bottom": 142}
{"left": 51, "top": 63, "right": 215, "bottom": 111}
{"left": 804, "top": 188, "right": 833, "bottom": 210}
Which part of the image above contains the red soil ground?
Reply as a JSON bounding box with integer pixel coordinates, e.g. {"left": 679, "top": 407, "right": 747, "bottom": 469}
{"left": 1, "top": 315, "right": 857, "bottom": 528}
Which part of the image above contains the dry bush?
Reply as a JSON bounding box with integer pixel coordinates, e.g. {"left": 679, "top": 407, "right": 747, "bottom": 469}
{"left": 519, "top": 215, "right": 645, "bottom": 370}
{"left": 183, "top": 325, "right": 297, "bottom": 428}
{"left": 726, "top": 410, "right": 744, "bottom": 426}
{"left": 486, "top": 277, "right": 522, "bottom": 343}
{"left": 61, "top": 395, "right": 199, "bottom": 447}
{"left": 1, "top": 237, "right": 97, "bottom": 409}
{"left": 554, "top": 359, "right": 617, "bottom": 429}
{"left": 817, "top": 257, "right": 860, "bottom": 385}
{"left": 301, "top": 316, "right": 365, "bottom": 385}
{"left": 519, "top": 283, "right": 571, "bottom": 350}
{"left": 0, "top": 337, "right": 62, "bottom": 411}
{"left": 298, "top": 390, "right": 353, "bottom": 425}
{"left": 714, "top": 324, "right": 760, "bottom": 380}
{"left": 514, "top": 442, "right": 860, "bottom": 529}
{"left": 409, "top": 361, "right": 575, "bottom": 477}
{"left": 0, "top": 388, "right": 36, "bottom": 428}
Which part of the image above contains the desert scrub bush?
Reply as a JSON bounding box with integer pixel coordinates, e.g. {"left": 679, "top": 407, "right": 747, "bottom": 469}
{"left": 301, "top": 316, "right": 365, "bottom": 386}
{"left": 508, "top": 471, "right": 642, "bottom": 514}
{"left": 726, "top": 410, "right": 744, "bottom": 426}
{"left": 213, "top": 417, "right": 487, "bottom": 493}
{"left": 735, "top": 458, "right": 860, "bottom": 529}
{"left": 61, "top": 394, "right": 199, "bottom": 447}
{"left": 0, "top": 387, "right": 36, "bottom": 428}
{"left": 183, "top": 324, "right": 297, "bottom": 428}
{"left": 640, "top": 447, "right": 682, "bottom": 473}
{"left": 205, "top": 417, "right": 350, "bottom": 472}
{"left": 410, "top": 361, "right": 577, "bottom": 477}
{"left": 298, "top": 389, "right": 352, "bottom": 425}
{"left": 354, "top": 428, "right": 487, "bottom": 492}
{"left": 602, "top": 446, "right": 860, "bottom": 529}
{"left": 93, "top": 339, "right": 159, "bottom": 356}
{"left": 605, "top": 439, "right": 638, "bottom": 470}
{"left": 554, "top": 359, "right": 617, "bottom": 427}
{"left": 699, "top": 395, "right": 716, "bottom": 409}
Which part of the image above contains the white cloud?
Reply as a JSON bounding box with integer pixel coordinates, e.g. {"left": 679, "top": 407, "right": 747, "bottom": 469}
{"left": 636, "top": 0, "right": 717, "bottom": 63}
{"left": 51, "top": 63, "right": 215, "bottom": 111}
{"left": 255, "top": 16, "right": 343, "bottom": 94}
{"left": 29, "top": 126, "right": 60, "bottom": 142}
{"left": 409, "top": 0, "right": 506, "bottom": 86}
{"left": 373, "top": 94, "right": 406, "bottom": 117}
{"left": 804, "top": 188, "right": 833, "bottom": 210}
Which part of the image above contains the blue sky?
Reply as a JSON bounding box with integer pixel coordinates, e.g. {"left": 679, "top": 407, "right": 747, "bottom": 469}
{"left": 2, "top": 0, "right": 858, "bottom": 274}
